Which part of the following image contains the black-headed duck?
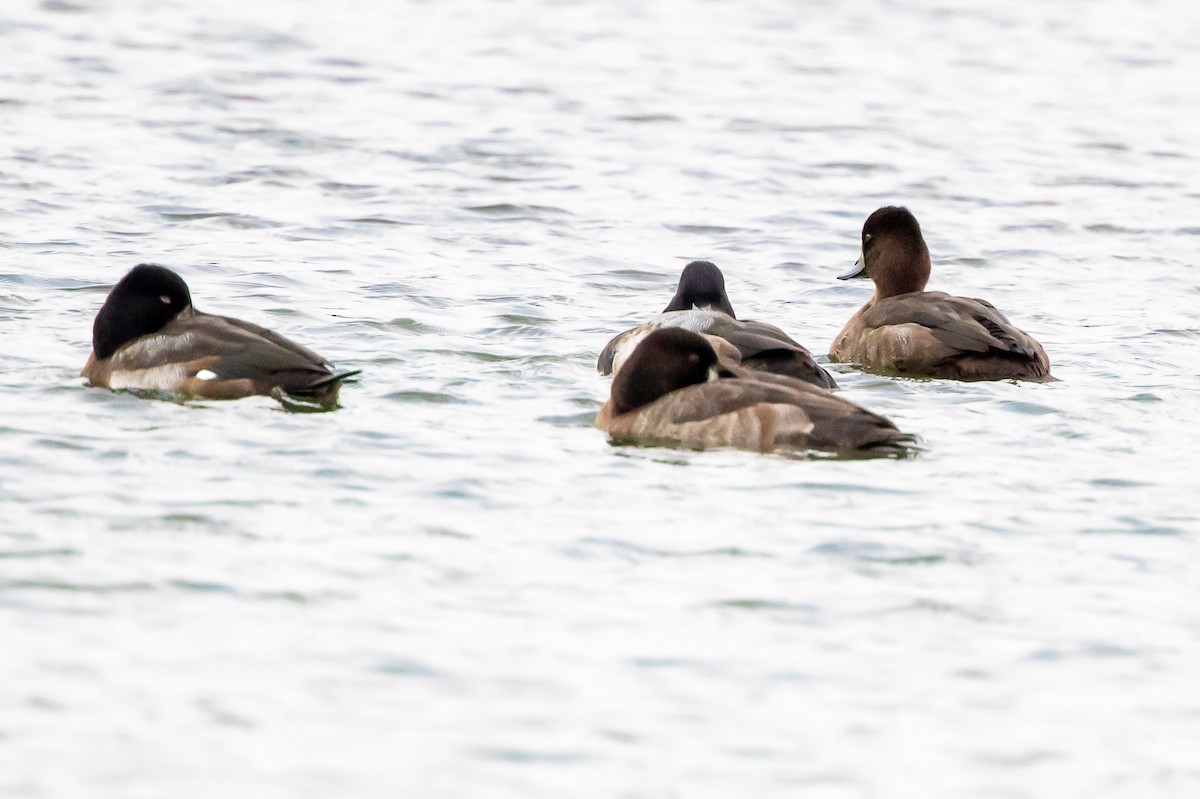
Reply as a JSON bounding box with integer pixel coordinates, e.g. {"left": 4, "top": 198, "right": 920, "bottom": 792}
{"left": 598, "top": 260, "right": 837, "bottom": 389}
{"left": 831, "top": 207, "right": 1052, "bottom": 381}
{"left": 82, "top": 264, "right": 360, "bottom": 405}
{"left": 596, "top": 328, "right": 911, "bottom": 456}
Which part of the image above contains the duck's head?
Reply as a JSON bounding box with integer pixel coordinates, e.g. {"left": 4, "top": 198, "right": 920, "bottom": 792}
{"left": 663, "top": 260, "right": 736, "bottom": 318}
{"left": 610, "top": 328, "right": 722, "bottom": 415}
{"left": 839, "top": 206, "right": 931, "bottom": 299}
{"left": 92, "top": 264, "right": 193, "bottom": 358}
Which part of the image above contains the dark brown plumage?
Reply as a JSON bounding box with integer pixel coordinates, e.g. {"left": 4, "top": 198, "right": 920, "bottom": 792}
{"left": 596, "top": 328, "right": 912, "bottom": 457}
{"left": 598, "top": 260, "right": 836, "bottom": 389}
{"left": 81, "top": 264, "right": 359, "bottom": 406}
{"left": 831, "top": 207, "right": 1052, "bottom": 381}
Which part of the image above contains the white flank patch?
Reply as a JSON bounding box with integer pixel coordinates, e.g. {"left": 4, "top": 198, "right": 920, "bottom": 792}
{"left": 610, "top": 309, "right": 734, "bottom": 376}
{"left": 195, "top": 369, "right": 217, "bottom": 381}
{"left": 609, "top": 327, "right": 652, "bottom": 376}
{"left": 107, "top": 364, "right": 188, "bottom": 391}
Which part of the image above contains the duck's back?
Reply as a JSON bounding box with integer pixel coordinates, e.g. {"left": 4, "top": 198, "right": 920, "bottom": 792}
{"left": 599, "top": 310, "right": 836, "bottom": 388}
{"left": 832, "top": 291, "right": 1051, "bottom": 381}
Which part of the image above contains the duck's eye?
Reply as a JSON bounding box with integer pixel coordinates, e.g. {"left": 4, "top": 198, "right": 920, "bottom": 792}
{"left": 160, "top": 295, "right": 171, "bottom": 304}
{"left": 864, "top": 233, "right": 873, "bottom": 243}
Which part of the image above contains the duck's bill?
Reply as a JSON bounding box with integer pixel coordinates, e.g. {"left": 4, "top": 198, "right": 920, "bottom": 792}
{"left": 838, "top": 259, "right": 868, "bottom": 280}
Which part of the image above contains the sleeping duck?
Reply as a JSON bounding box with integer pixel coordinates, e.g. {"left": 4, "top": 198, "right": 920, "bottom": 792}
{"left": 598, "top": 260, "right": 836, "bottom": 389}
{"left": 81, "top": 264, "right": 360, "bottom": 406}
{"left": 596, "top": 328, "right": 912, "bottom": 457}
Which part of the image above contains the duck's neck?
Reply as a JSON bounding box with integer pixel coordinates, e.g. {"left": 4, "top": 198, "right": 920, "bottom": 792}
{"left": 872, "top": 238, "right": 931, "bottom": 300}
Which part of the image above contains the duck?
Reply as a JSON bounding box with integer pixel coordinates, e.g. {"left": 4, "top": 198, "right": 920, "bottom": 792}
{"left": 830, "top": 207, "right": 1052, "bottom": 381}
{"left": 598, "top": 260, "right": 837, "bottom": 389}
{"left": 81, "top": 263, "right": 360, "bottom": 405}
{"left": 596, "top": 327, "right": 912, "bottom": 456}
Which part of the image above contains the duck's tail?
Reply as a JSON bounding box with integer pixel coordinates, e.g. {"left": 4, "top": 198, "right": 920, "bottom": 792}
{"left": 307, "top": 369, "right": 362, "bottom": 391}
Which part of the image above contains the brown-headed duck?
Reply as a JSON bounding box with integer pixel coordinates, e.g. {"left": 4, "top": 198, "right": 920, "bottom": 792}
{"left": 596, "top": 328, "right": 912, "bottom": 456}
{"left": 81, "top": 264, "right": 360, "bottom": 406}
{"left": 831, "top": 207, "right": 1052, "bottom": 381}
{"left": 598, "top": 260, "right": 836, "bottom": 389}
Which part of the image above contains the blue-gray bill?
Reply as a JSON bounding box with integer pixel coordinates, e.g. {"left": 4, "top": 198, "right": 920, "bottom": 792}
{"left": 838, "top": 259, "right": 868, "bottom": 280}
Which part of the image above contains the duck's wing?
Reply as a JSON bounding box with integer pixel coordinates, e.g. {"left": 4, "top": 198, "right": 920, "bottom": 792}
{"left": 696, "top": 315, "right": 799, "bottom": 355}
{"left": 703, "top": 317, "right": 837, "bottom": 389}
{"left": 600, "top": 311, "right": 836, "bottom": 388}
{"left": 862, "top": 292, "right": 1044, "bottom": 361}
{"left": 188, "top": 313, "right": 360, "bottom": 395}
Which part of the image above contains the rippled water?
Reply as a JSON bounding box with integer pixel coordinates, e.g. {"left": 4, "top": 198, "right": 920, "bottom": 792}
{"left": 3, "top": 0, "right": 1200, "bottom": 795}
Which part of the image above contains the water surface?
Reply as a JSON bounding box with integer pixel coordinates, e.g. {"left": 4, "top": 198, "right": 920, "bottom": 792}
{"left": 2, "top": 0, "right": 1200, "bottom": 796}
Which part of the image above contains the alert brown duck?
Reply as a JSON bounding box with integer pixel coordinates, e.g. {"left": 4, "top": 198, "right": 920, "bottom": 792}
{"left": 831, "top": 207, "right": 1052, "bottom": 381}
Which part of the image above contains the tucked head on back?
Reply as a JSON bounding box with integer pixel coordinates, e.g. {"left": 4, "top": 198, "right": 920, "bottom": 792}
{"left": 843, "top": 206, "right": 932, "bottom": 300}
{"left": 610, "top": 328, "right": 719, "bottom": 415}
{"left": 663, "top": 260, "right": 736, "bottom": 318}
{"left": 93, "top": 264, "right": 193, "bottom": 359}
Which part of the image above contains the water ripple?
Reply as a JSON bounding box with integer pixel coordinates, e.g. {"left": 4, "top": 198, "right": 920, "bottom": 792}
{"left": 2, "top": 1, "right": 1199, "bottom": 797}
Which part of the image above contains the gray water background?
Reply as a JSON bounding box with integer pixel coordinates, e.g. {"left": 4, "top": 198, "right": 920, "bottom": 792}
{"left": 2, "top": 0, "right": 1199, "bottom": 796}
